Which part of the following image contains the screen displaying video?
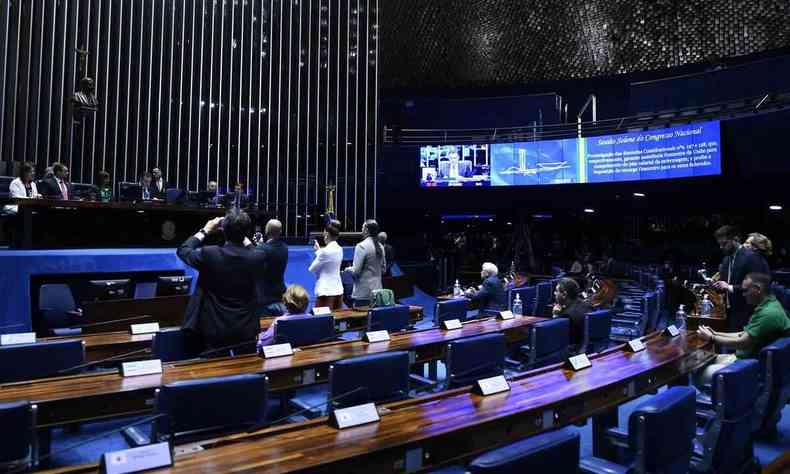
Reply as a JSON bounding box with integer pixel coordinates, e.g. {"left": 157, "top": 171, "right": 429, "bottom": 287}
{"left": 419, "top": 120, "right": 721, "bottom": 188}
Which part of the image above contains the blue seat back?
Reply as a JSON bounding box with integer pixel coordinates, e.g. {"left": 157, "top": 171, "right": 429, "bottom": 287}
{"left": 38, "top": 284, "right": 78, "bottom": 329}
{"left": 446, "top": 333, "right": 506, "bottom": 388}
{"left": 0, "top": 340, "right": 84, "bottom": 383}
{"left": 0, "top": 401, "right": 35, "bottom": 467}
{"left": 508, "top": 286, "right": 536, "bottom": 314}
{"left": 329, "top": 351, "right": 410, "bottom": 410}
{"left": 534, "top": 282, "right": 553, "bottom": 315}
{"left": 154, "top": 373, "right": 267, "bottom": 443}
{"left": 435, "top": 299, "right": 468, "bottom": 326}
{"left": 708, "top": 359, "right": 760, "bottom": 471}
{"left": 757, "top": 337, "right": 790, "bottom": 432}
{"left": 274, "top": 315, "right": 335, "bottom": 347}
{"left": 468, "top": 429, "right": 579, "bottom": 473}
{"left": 628, "top": 386, "right": 696, "bottom": 473}
{"left": 583, "top": 310, "right": 612, "bottom": 353}
{"left": 367, "top": 305, "right": 410, "bottom": 332}
{"left": 152, "top": 328, "right": 200, "bottom": 363}
{"left": 530, "top": 318, "right": 570, "bottom": 364}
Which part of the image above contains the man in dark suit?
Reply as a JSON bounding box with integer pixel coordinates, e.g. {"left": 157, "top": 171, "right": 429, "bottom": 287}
{"left": 465, "top": 262, "right": 507, "bottom": 314}
{"left": 379, "top": 231, "right": 395, "bottom": 276}
{"left": 223, "top": 181, "right": 250, "bottom": 209}
{"left": 713, "top": 225, "right": 772, "bottom": 331}
{"left": 39, "top": 162, "right": 72, "bottom": 200}
{"left": 552, "top": 277, "right": 593, "bottom": 348}
{"left": 177, "top": 209, "right": 265, "bottom": 353}
{"left": 151, "top": 167, "right": 168, "bottom": 199}
{"left": 256, "top": 219, "right": 289, "bottom": 316}
{"left": 140, "top": 172, "right": 155, "bottom": 200}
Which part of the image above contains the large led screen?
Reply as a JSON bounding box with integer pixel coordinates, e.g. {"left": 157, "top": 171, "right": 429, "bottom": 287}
{"left": 419, "top": 120, "right": 721, "bottom": 188}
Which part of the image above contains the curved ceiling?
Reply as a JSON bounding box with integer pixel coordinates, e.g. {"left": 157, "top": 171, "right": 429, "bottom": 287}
{"left": 380, "top": 0, "right": 790, "bottom": 89}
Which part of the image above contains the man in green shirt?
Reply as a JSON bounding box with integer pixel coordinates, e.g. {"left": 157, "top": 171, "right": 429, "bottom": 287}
{"left": 694, "top": 272, "right": 790, "bottom": 387}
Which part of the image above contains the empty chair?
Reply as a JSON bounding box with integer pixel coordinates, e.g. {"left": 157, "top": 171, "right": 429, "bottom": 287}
{"left": 533, "top": 281, "right": 553, "bottom": 316}
{"left": 508, "top": 286, "right": 536, "bottom": 315}
{"left": 691, "top": 359, "right": 759, "bottom": 474}
{"left": 580, "top": 386, "right": 697, "bottom": 474}
{"left": 0, "top": 401, "right": 37, "bottom": 471}
{"left": 753, "top": 337, "right": 790, "bottom": 437}
{"left": 445, "top": 333, "right": 506, "bottom": 389}
{"left": 274, "top": 315, "right": 336, "bottom": 347}
{"left": 151, "top": 328, "right": 201, "bottom": 363}
{"left": 38, "top": 284, "right": 82, "bottom": 336}
{"left": 152, "top": 373, "right": 268, "bottom": 444}
{"left": 435, "top": 299, "right": 468, "bottom": 326}
{"left": 581, "top": 309, "right": 612, "bottom": 354}
{"left": 520, "top": 318, "right": 570, "bottom": 370}
{"left": 0, "top": 340, "right": 84, "bottom": 383}
{"left": 367, "top": 305, "right": 410, "bottom": 332}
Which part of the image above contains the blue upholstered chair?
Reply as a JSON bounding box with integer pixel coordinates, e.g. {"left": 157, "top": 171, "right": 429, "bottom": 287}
{"left": 435, "top": 299, "right": 468, "bottom": 327}
{"left": 151, "top": 328, "right": 200, "bottom": 363}
{"left": 430, "top": 429, "right": 580, "bottom": 474}
{"left": 0, "top": 340, "right": 85, "bottom": 383}
{"left": 367, "top": 305, "right": 410, "bottom": 332}
{"left": 274, "top": 315, "right": 336, "bottom": 347}
{"left": 445, "top": 333, "right": 506, "bottom": 389}
{"left": 581, "top": 309, "right": 612, "bottom": 354}
{"left": 520, "top": 318, "right": 570, "bottom": 370}
{"left": 580, "top": 386, "right": 697, "bottom": 474}
{"left": 38, "top": 283, "right": 82, "bottom": 336}
{"left": 533, "top": 281, "right": 553, "bottom": 316}
{"left": 0, "top": 401, "right": 37, "bottom": 471}
{"left": 152, "top": 373, "right": 268, "bottom": 444}
{"left": 753, "top": 337, "right": 790, "bottom": 437}
{"left": 691, "top": 359, "right": 759, "bottom": 473}
{"left": 507, "top": 286, "right": 536, "bottom": 315}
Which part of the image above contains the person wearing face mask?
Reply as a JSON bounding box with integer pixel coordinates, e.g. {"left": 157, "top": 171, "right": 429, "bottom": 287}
{"left": 712, "top": 225, "right": 771, "bottom": 331}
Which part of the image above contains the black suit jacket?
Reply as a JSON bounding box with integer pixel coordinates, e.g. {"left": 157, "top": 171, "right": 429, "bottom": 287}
{"left": 718, "top": 246, "right": 771, "bottom": 328}
{"left": 472, "top": 275, "right": 507, "bottom": 313}
{"left": 559, "top": 299, "right": 593, "bottom": 346}
{"left": 256, "top": 238, "right": 289, "bottom": 309}
{"left": 177, "top": 236, "right": 266, "bottom": 350}
{"left": 39, "top": 177, "right": 72, "bottom": 200}
{"left": 151, "top": 179, "right": 168, "bottom": 199}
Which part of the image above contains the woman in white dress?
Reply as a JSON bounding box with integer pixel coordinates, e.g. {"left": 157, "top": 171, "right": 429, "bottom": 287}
{"left": 309, "top": 219, "right": 344, "bottom": 309}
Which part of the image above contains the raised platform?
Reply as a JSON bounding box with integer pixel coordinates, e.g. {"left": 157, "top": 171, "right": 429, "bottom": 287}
{"left": 0, "top": 245, "right": 353, "bottom": 333}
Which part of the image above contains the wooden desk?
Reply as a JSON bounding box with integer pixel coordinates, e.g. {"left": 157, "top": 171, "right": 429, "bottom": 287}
{"left": 45, "top": 331, "right": 714, "bottom": 474}
{"left": 80, "top": 296, "right": 190, "bottom": 334}
{"left": 1, "top": 315, "right": 542, "bottom": 428}
{"left": 45, "top": 306, "right": 423, "bottom": 362}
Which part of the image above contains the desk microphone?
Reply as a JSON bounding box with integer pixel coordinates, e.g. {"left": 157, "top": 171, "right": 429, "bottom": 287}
{"left": 57, "top": 347, "right": 153, "bottom": 375}
{"left": 198, "top": 340, "right": 257, "bottom": 358}
{"left": 70, "top": 315, "right": 154, "bottom": 329}
{"left": 412, "top": 359, "right": 511, "bottom": 394}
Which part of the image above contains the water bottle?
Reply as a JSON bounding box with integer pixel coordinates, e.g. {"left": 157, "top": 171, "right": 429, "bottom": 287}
{"left": 512, "top": 294, "right": 523, "bottom": 316}
{"left": 700, "top": 294, "right": 713, "bottom": 316}
{"left": 453, "top": 280, "right": 461, "bottom": 297}
{"left": 675, "top": 304, "right": 687, "bottom": 330}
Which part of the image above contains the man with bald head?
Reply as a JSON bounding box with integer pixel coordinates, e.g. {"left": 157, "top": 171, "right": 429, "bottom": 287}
{"left": 255, "top": 219, "right": 289, "bottom": 316}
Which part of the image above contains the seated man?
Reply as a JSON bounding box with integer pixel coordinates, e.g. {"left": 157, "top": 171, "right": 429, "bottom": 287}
{"left": 38, "top": 162, "right": 72, "bottom": 200}
{"left": 552, "top": 277, "right": 593, "bottom": 347}
{"left": 694, "top": 272, "right": 790, "bottom": 387}
{"left": 223, "top": 181, "right": 250, "bottom": 209}
{"left": 256, "top": 284, "right": 310, "bottom": 350}
{"left": 465, "top": 262, "right": 507, "bottom": 314}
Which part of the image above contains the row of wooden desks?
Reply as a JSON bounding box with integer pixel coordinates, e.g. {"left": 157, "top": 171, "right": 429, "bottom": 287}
{"left": 45, "top": 306, "right": 424, "bottom": 362}
{"left": 48, "top": 331, "right": 715, "bottom": 474}
{"left": 1, "top": 315, "right": 544, "bottom": 428}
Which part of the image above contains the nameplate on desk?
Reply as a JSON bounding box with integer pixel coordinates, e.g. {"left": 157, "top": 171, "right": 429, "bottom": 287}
{"left": 312, "top": 306, "right": 332, "bottom": 316}
{"left": 330, "top": 402, "right": 380, "bottom": 429}
{"left": 442, "top": 319, "right": 463, "bottom": 330}
{"left": 100, "top": 441, "right": 173, "bottom": 474}
{"left": 0, "top": 332, "right": 36, "bottom": 346}
{"left": 626, "top": 338, "right": 646, "bottom": 352}
{"left": 664, "top": 325, "right": 680, "bottom": 337}
{"left": 473, "top": 375, "right": 511, "bottom": 396}
{"left": 498, "top": 310, "right": 514, "bottom": 320}
{"left": 364, "top": 330, "right": 390, "bottom": 343}
{"left": 129, "top": 323, "right": 160, "bottom": 335}
{"left": 262, "top": 343, "right": 294, "bottom": 359}
{"left": 566, "top": 354, "right": 592, "bottom": 371}
{"left": 121, "top": 359, "right": 163, "bottom": 377}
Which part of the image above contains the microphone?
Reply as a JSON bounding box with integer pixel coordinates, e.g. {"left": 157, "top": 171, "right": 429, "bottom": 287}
{"left": 57, "top": 347, "right": 153, "bottom": 374}
{"left": 70, "top": 315, "right": 155, "bottom": 329}
{"left": 8, "top": 413, "right": 167, "bottom": 474}
{"left": 198, "top": 340, "right": 257, "bottom": 358}
{"left": 412, "top": 359, "right": 512, "bottom": 395}
{"left": 0, "top": 323, "right": 27, "bottom": 331}
{"left": 246, "top": 385, "right": 369, "bottom": 433}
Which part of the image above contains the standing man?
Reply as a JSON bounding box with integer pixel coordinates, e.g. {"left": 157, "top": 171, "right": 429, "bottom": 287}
{"left": 151, "top": 167, "right": 167, "bottom": 199}
{"left": 712, "top": 225, "right": 771, "bottom": 331}
{"left": 256, "top": 219, "right": 289, "bottom": 316}
{"left": 378, "top": 231, "right": 394, "bottom": 276}
{"left": 176, "top": 209, "right": 265, "bottom": 353}
{"left": 39, "top": 162, "right": 72, "bottom": 200}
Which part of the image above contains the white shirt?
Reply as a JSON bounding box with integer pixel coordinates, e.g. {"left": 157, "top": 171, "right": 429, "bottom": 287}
{"left": 3, "top": 178, "right": 38, "bottom": 214}
{"left": 309, "top": 240, "right": 344, "bottom": 297}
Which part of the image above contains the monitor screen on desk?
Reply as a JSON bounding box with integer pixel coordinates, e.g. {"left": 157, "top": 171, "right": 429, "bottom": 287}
{"left": 86, "top": 279, "right": 133, "bottom": 302}
{"left": 118, "top": 182, "right": 142, "bottom": 202}
{"left": 156, "top": 276, "right": 193, "bottom": 297}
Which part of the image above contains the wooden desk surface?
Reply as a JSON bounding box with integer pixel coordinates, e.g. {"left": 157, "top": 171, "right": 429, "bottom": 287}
{"left": 47, "top": 331, "right": 712, "bottom": 474}
{"left": 13, "top": 198, "right": 266, "bottom": 216}
{"left": 1, "top": 315, "right": 542, "bottom": 427}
